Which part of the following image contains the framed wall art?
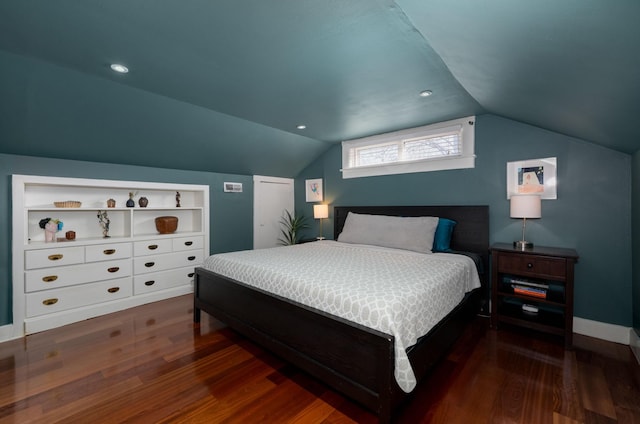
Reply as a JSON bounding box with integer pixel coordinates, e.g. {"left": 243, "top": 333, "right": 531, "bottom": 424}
{"left": 305, "top": 178, "right": 323, "bottom": 202}
{"left": 507, "top": 157, "right": 557, "bottom": 199}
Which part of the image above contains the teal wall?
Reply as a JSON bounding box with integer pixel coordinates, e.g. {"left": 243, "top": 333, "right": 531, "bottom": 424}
{"left": 296, "top": 114, "right": 633, "bottom": 327}
{"left": 633, "top": 151, "right": 640, "bottom": 336}
{"left": 0, "top": 153, "right": 254, "bottom": 326}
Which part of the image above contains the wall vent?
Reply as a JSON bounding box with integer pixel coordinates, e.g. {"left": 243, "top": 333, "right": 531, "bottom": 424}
{"left": 224, "top": 182, "right": 243, "bottom": 193}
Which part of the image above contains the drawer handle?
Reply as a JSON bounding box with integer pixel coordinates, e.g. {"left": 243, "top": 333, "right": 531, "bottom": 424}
{"left": 103, "top": 249, "right": 116, "bottom": 255}
{"left": 107, "top": 287, "right": 120, "bottom": 293}
{"left": 145, "top": 262, "right": 155, "bottom": 268}
{"left": 107, "top": 267, "right": 120, "bottom": 273}
{"left": 42, "top": 298, "right": 58, "bottom": 306}
{"left": 144, "top": 280, "right": 155, "bottom": 286}
{"left": 188, "top": 256, "right": 196, "bottom": 261}
{"left": 184, "top": 241, "right": 193, "bottom": 246}
{"left": 527, "top": 262, "right": 533, "bottom": 269}
{"left": 188, "top": 272, "right": 195, "bottom": 278}
{"left": 148, "top": 244, "right": 158, "bottom": 250}
{"left": 42, "top": 275, "right": 58, "bottom": 283}
{"left": 48, "top": 254, "right": 63, "bottom": 261}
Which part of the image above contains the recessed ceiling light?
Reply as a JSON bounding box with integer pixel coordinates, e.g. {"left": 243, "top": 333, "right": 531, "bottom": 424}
{"left": 419, "top": 90, "right": 433, "bottom": 97}
{"left": 110, "top": 63, "right": 129, "bottom": 74}
{"left": 296, "top": 125, "right": 307, "bottom": 130}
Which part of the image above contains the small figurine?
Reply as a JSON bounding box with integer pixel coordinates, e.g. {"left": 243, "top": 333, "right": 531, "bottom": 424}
{"left": 107, "top": 198, "right": 116, "bottom": 208}
{"left": 39, "top": 218, "right": 63, "bottom": 242}
{"left": 97, "top": 210, "right": 110, "bottom": 238}
{"left": 176, "top": 191, "right": 181, "bottom": 207}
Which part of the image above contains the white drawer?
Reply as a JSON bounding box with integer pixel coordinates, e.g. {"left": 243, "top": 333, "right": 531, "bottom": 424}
{"left": 85, "top": 242, "right": 132, "bottom": 262}
{"left": 134, "top": 266, "right": 196, "bottom": 295}
{"left": 133, "top": 250, "right": 203, "bottom": 274}
{"left": 172, "top": 236, "right": 204, "bottom": 252}
{"left": 25, "top": 259, "right": 132, "bottom": 292}
{"left": 26, "top": 277, "right": 132, "bottom": 317}
{"left": 133, "top": 239, "right": 173, "bottom": 256}
{"left": 25, "top": 247, "right": 85, "bottom": 270}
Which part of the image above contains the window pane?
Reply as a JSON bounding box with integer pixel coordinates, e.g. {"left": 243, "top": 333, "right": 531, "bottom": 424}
{"left": 403, "top": 133, "right": 460, "bottom": 160}
{"left": 355, "top": 143, "right": 399, "bottom": 166}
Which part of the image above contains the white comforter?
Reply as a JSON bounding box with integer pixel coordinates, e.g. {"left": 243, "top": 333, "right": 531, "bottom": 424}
{"left": 202, "top": 240, "right": 481, "bottom": 392}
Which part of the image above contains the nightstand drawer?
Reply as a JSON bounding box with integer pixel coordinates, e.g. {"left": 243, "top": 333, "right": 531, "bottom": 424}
{"left": 497, "top": 253, "right": 566, "bottom": 280}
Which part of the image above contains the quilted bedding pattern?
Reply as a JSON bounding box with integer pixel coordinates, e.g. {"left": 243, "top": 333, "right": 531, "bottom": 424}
{"left": 202, "top": 240, "right": 481, "bottom": 392}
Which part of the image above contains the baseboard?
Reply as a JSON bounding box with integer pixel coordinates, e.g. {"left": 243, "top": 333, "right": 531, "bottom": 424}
{"left": 631, "top": 329, "right": 640, "bottom": 365}
{"left": 0, "top": 324, "right": 19, "bottom": 343}
{"left": 573, "top": 317, "right": 630, "bottom": 345}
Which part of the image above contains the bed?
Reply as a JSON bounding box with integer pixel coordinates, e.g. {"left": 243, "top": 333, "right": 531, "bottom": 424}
{"left": 193, "top": 205, "right": 489, "bottom": 423}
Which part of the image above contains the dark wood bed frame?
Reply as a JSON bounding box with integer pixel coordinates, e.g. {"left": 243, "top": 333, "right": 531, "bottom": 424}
{"left": 194, "top": 205, "right": 489, "bottom": 423}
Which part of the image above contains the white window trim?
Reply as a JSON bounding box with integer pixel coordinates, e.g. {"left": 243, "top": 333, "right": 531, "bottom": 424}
{"left": 341, "top": 116, "right": 476, "bottom": 179}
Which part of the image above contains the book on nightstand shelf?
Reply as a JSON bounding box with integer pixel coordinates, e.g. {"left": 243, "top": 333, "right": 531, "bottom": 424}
{"left": 512, "top": 285, "right": 547, "bottom": 299}
{"left": 503, "top": 277, "right": 548, "bottom": 298}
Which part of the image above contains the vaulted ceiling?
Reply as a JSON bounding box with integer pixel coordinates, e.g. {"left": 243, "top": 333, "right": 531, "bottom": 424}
{"left": 0, "top": 1, "right": 638, "bottom": 177}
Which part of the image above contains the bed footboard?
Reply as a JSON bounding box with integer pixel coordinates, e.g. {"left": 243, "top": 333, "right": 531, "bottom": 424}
{"left": 194, "top": 267, "right": 397, "bottom": 422}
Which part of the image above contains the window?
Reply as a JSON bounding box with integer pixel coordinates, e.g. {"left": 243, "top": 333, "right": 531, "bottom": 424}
{"left": 341, "top": 116, "right": 475, "bottom": 179}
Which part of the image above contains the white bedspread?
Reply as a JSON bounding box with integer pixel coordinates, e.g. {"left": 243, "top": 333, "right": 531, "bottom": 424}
{"left": 202, "top": 240, "right": 481, "bottom": 392}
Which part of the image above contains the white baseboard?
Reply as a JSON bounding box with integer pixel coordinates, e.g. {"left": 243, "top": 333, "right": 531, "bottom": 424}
{"left": 631, "top": 329, "right": 640, "bottom": 365}
{"left": 573, "top": 317, "right": 631, "bottom": 345}
{"left": 0, "top": 324, "right": 19, "bottom": 343}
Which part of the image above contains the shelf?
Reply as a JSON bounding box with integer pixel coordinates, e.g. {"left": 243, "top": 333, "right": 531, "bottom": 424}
{"left": 27, "top": 236, "right": 132, "bottom": 248}
{"left": 497, "top": 277, "right": 566, "bottom": 304}
{"left": 498, "top": 298, "right": 564, "bottom": 330}
{"left": 496, "top": 314, "right": 566, "bottom": 337}
{"left": 26, "top": 207, "right": 203, "bottom": 211}
{"left": 497, "top": 291, "right": 565, "bottom": 307}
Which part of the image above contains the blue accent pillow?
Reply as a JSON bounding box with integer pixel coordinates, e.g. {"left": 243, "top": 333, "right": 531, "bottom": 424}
{"left": 432, "top": 218, "right": 456, "bottom": 252}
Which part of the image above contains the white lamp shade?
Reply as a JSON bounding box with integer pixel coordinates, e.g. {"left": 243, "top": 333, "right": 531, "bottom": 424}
{"left": 313, "top": 204, "right": 329, "bottom": 219}
{"left": 510, "top": 195, "right": 541, "bottom": 218}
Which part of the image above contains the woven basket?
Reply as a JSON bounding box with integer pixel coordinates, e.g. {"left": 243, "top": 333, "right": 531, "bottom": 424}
{"left": 54, "top": 201, "right": 82, "bottom": 208}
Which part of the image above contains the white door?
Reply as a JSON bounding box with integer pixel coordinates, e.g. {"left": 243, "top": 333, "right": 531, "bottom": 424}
{"left": 253, "top": 176, "right": 294, "bottom": 249}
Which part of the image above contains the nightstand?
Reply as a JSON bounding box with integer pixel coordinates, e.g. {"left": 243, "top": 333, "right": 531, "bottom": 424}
{"left": 490, "top": 243, "right": 579, "bottom": 347}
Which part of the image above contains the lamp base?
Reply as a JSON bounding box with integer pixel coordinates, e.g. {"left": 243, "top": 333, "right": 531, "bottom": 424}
{"left": 513, "top": 240, "right": 533, "bottom": 250}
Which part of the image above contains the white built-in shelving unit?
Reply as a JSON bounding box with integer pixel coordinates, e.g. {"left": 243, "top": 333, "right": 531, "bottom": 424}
{"left": 11, "top": 174, "right": 210, "bottom": 338}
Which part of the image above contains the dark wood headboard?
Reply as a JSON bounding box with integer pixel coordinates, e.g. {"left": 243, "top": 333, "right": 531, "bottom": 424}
{"left": 333, "top": 205, "right": 490, "bottom": 288}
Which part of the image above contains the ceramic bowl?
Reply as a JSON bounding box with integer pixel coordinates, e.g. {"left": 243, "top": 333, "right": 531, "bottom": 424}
{"left": 155, "top": 216, "right": 178, "bottom": 234}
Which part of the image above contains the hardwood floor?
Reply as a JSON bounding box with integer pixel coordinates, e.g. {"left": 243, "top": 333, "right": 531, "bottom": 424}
{"left": 1, "top": 295, "right": 639, "bottom": 423}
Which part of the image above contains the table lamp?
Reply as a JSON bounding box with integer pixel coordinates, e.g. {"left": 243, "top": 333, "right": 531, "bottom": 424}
{"left": 510, "top": 194, "right": 541, "bottom": 250}
{"left": 313, "top": 204, "right": 329, "bottom": 240}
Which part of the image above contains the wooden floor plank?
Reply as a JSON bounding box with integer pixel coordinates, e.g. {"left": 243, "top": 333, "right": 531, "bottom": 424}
{"left": 578, "top": 362, "right": 617, "bottom": 419}
{"left": 0, "top": 295, "right": 639, "bottom": 423}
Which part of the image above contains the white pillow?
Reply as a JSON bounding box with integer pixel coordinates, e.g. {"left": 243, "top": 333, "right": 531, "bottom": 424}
{"left": 337, "top": 212, "right": 438, "bottom": 253}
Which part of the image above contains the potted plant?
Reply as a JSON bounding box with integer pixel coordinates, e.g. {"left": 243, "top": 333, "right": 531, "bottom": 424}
{"left": 278, "top": 210, "right": 309, "bottom": 245}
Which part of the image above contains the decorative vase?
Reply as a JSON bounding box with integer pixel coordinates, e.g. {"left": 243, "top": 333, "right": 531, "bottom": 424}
{"left": 126, "top": 192, "right": 135, "bottom": 208}
{"left": 138, "top": 197, "right": 148, "bottom": 208}
{"left": 44, "top": 221, "right": 58, "bottom": 242}
{"left": 155, "top": 216, "right": 178, "bottom": 234}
